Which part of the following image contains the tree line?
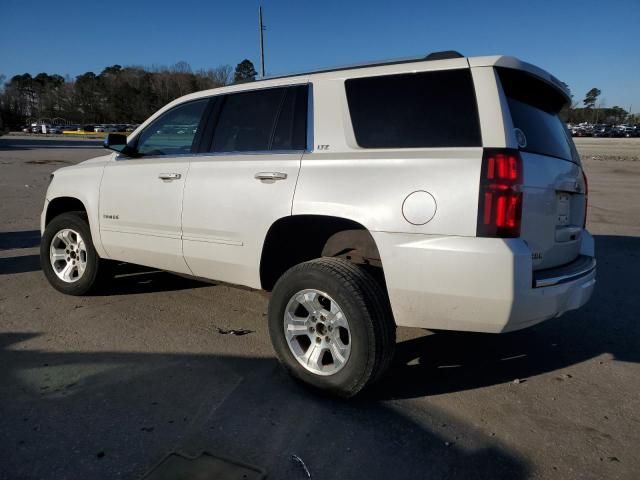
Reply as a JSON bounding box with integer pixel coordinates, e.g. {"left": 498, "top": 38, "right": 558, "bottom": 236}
{"left": 0, "top": 59, "right": 258, "bottom": 128}
{"left": 561, "top": 86, "right": 638, "bottom": 124}
{"left": 1, "top": 63, "right": 637, "bottom": 130}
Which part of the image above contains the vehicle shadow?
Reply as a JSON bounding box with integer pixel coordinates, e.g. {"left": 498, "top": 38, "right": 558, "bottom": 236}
{"left": 4, "top": 234, "right": 636, "bottom": 400}
{"left": 0, "top": 229, "right": 41, "bottom": 250}
{"left": 369, "top": 234, "right": 640, "bottom": 400}
{"left": 96, "top": 263, "right": 212, "bottom": 296}
{"left": 0, "top": 332, "right": 530, "bottom": 480}
{"left": 0, "top": 254, "right": 41, "bottom": 275}
{"left": 0, "top": 138, "right": 103, "bottom": 150}
{"left": 0, "top": 247, "right": 209, "bottom": 293}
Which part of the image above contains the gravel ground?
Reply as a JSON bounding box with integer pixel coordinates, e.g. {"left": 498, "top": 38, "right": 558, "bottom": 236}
{"left": 0, "top": 135, "right": 638, "bottom": 480}
{"left": 574, "top": 137, "right": 640, "bottom": 162}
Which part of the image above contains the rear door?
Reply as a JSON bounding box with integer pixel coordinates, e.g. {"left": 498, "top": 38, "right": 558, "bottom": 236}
{"left": 181, "top": 84, "right": 308, "bottom": 288}
{"left": 496, "top": 67, "right": 587, "bottom": 270}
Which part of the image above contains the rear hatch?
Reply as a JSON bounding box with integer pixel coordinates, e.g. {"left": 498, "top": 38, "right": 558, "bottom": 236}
{"left": 497, "top": 67, "right": 587, "bottom": 271}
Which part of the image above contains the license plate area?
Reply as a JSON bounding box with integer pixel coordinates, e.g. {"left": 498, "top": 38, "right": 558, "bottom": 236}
{"left": 556, "top": 192, "right": 571, "bottom": 226}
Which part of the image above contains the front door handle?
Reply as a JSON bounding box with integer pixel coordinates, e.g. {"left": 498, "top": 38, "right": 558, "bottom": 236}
{"left": 255, "top": 172, "right": 287, "bottom": 181}
{"left": 158, "top": 173, "right": 182, "bottom": 181}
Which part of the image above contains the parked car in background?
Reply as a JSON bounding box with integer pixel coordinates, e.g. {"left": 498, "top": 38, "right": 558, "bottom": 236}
{"left": 33, "top": 124, "right": 53, "bottom": 134}
{"left": 592, "top": 124, "right": 613, "bottom": 137}
{"left": 48, "top": 126, "right": 64, "bottom": 134}
{"left": 572, "top": 126, "right": 591, "bottom": 137}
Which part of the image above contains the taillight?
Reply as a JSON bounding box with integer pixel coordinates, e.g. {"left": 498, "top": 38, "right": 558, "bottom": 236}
{"left": 477, "top": 149, "right": 523, "bottom": 238}
{"left": 582, "top": 169, "right": 588, "bottom": 228}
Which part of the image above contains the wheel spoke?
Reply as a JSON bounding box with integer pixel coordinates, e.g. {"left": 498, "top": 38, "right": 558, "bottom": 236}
{"left": 50, "top": 248, "right": 66, "bottom": 262}
{"left": 330, "top": 341, "right": 347, "bottom": 365}
{"left": 76, "top": 259, "right": 87, "bottom": 278}
{"left": 295, "top": 291, "right": 322, "bottom": 316}
{"left": 304, "top": 343, "right": 325, "bottom": 370}
{"left": 60, "top": 262, "right": 76, "bottom": 281}
{"left": 285, "top": 324, "right": 310, "bottom": 340}
{"left": 61, "top": 230, "right": 75, "bottom": 247}
{"left": 331, "top": 311, "right": 349, "bottom": 329}
{"left": 285, "top": 312, "right": 307, "bottom": 327}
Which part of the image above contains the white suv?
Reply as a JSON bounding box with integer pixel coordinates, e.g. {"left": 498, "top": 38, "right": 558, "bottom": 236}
{"left": 40, "top": 52, "right": 596, "bottom": 397}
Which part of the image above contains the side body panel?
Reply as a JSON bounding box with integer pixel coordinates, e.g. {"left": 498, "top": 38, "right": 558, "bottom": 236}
{"left": 293, "top": 62, "right": 485, "bottom": 238}
{"left": 181, "top": 152, "right": 302, "bottom": 288}
{"left": 293, "top": 65, "right": 486, "bottom": 329}
{"left": 98, "top": 156, "right": 193, "bottom": 274}
{"left": 43, "top": 155, "right": 111, "bottom": 258}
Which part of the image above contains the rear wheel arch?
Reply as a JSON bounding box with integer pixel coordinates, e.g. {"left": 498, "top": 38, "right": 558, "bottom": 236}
{"left": 259, "top": 214, "right": 386, "bottom": 292}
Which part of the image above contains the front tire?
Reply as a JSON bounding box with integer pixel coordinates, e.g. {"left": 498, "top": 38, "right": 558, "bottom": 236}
{"left": 268, "top": 258, "right": 395, "bottom": 397}
{"left": 40, "top": 212, "right": 111, "bottom": 295}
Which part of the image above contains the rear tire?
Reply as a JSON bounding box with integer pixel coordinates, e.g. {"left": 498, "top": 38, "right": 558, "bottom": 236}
{"left": 268, "top": 258, "right": 395, "bottom": 397}
{"left": 40, "top": 212, "right": 112, "bottom": 295}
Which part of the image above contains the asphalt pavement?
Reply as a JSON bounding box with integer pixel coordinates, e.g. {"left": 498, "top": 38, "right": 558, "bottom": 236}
{"left": 1, "top": 135, "right": 638, "bottom": 479}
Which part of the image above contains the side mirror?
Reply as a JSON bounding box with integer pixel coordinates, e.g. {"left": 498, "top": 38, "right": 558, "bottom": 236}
{"left": 104, "top": 133, "right": 134, "bottom": 155}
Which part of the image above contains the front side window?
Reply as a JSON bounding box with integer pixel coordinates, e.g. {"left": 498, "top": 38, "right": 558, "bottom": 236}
{"left": 136, "top": 99, "right": 208, "bottom": 156}
{"left": 345, "top": 69, "right": 482, "bottom": 148}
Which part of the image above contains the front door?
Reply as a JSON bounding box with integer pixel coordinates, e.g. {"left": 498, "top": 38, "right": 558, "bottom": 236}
{"left": 99, "top": 98, "right": 210, "bottom": 273}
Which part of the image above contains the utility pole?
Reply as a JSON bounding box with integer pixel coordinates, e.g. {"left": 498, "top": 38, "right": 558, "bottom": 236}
{"left": 259, "top": 6, "right": 266, "bottom": 77}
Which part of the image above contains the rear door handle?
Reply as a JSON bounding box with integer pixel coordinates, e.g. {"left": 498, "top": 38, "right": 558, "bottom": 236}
{"left": 158, "top": 173, "right": 182, "bottom": 180}
{"left": 255, "top": 172, "right": 287, "bottom": 181}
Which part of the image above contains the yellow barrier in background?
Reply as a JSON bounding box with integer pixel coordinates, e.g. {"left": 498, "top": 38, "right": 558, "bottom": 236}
{"left": 63, "top": 131, "right": 110, "bottom": 137}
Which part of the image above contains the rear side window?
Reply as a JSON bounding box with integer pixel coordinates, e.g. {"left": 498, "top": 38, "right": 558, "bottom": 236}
{"left": 211, "top": 85, "right": 307, "bottom": 153}
{"left": 345, "top": 69, "right": 481, "bottom": 148}
{"left": 272, "top": 86, "right": 308, "bottom": 150}
{"left": 497, "top": 67, "right": 578, "bottom": 163}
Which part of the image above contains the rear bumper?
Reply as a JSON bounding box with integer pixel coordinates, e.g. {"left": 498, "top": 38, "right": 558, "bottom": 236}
{"left": 533, "top": 255, "right": 595, "bottom": 288}
{"left": 373, "top": 231, "right": 596, "bottom": 333}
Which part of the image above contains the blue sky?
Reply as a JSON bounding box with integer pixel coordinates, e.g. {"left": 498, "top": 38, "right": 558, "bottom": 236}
{"left": 1, "top": 0, "right": 639, "bottom": 111}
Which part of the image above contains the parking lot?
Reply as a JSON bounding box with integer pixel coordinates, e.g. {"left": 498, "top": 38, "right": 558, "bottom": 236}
{"left": 1, "top": 135, "right": 639, "bottom": 479}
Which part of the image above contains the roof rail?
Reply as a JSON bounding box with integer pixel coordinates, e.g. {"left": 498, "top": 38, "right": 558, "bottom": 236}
{"left": 262, "top": 51, "right": 466, "bottom": 82}
{"left": 424, "top": 50, "right": 464, "bottom": 60}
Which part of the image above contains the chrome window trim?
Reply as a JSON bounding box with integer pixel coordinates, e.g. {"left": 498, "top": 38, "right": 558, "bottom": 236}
{"left": 191, "top": 149, "right": 306, "bottom": 158}
{"left": 117, "top": 150, "right": 306, "bottom": 161}
{"left": 306, "top": 82, "right": 314, "bottom": 152}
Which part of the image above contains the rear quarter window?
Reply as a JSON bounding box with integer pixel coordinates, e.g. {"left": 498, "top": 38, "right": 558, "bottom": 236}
{"left": 345, "top": 69, "right": 482, "bottom": 148}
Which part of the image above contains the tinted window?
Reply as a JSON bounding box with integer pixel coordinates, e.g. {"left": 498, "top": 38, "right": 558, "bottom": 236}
{"left": 345, "top": 69, "right": 481, "bottom": 148}
{"left": 497, "top": 67, "right": 578, "bottom": 163}
{"left": 136, "top": 99, "right": 208, "bottom": 156}
{"left": 272, "top": 86, "right": 308, "bottom": 150}
{"left": 212, "top": 87, "right": 307, "bottom": 153}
